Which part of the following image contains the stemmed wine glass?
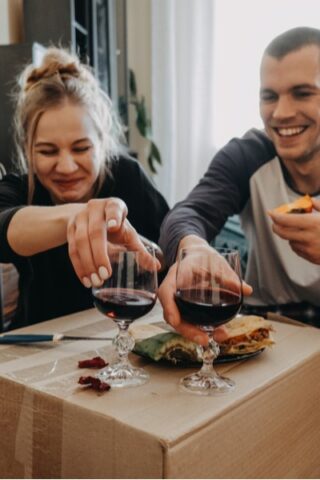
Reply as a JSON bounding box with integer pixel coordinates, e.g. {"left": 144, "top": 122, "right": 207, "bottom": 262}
{"left": 92, "top": 247, "right": 158, "bottom": 388}
{"left": 175, "top": 246, "right": 243, "bottom": 395}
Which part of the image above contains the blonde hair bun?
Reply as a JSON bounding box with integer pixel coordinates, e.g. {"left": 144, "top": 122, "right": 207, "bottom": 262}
{"left": 13, "top": 45, "right": 126, "bottom": 201}
{"left": 22, "top": 48, "right": 94, "bottom": 93}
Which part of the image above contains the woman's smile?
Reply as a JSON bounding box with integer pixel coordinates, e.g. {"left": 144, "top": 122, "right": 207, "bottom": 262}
{"left": 33, "top": 102, "right": 102, "bottom": 203}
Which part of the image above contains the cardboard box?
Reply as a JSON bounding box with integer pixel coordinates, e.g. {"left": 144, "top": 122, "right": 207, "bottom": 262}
{"left": 1, "top": 304, "right": 320, "bottom": 479}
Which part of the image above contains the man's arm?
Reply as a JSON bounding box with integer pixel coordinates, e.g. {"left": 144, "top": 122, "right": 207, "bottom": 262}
{"left": 157, "top": 133, "right": 269, "bottom": 344}
{"left": 159, "top": 129, "right": 275, "bottom": 267}
{"left": 159, "top": 150, "right": 248, "bottom": 265}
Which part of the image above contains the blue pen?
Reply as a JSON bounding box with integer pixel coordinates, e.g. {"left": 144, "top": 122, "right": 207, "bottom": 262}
{"left": 0, "top": 333, "right": 113, "bottom": 344}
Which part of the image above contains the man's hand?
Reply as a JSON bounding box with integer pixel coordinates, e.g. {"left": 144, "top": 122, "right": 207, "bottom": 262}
{"left": 67, "top": 197, "right": 160, "bottom": 287}
{"left": 269, "top": 198, "right": 320, "bottom": 264}
{"left": 158, "top": 239, "right": 253, "bottom": 346}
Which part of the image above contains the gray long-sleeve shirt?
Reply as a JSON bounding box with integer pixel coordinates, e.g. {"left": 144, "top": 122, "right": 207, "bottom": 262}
{"left": 159, "top": 128, "right": 320, "bottom": 307}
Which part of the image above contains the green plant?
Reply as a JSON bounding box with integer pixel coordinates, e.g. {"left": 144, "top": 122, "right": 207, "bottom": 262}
{"left": 129, "top": 69, "right": 162, "bottom": 174}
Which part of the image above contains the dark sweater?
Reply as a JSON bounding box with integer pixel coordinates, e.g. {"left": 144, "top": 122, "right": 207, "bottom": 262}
{"left": 0, "top": 156, "right": 169, "bottom": 327}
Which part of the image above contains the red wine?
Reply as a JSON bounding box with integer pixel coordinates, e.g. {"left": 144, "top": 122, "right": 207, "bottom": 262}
{"left": 175, "top": 288, "right": 242, "bottom": 327}
{"left": 93, "top": 288, "right": 156, "bottom": 322}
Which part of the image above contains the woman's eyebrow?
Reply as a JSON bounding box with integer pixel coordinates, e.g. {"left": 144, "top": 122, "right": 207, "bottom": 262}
{"left": 34, "top": 142, "right": 56, "bottom": 148}
{"left": 72, "top": 137, "right": 92, "bottom": 145}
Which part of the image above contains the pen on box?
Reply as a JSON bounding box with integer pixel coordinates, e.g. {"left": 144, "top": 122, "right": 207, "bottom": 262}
{"left": 0, "top": 333, "right": 113, "bottom": 344}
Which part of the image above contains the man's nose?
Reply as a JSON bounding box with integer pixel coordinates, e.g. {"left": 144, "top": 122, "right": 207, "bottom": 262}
{"left": 272, "top": 95, "right": 295, "bottom": 120}
{"left": 55, "top": 152, "right": 78, "bottom": 173}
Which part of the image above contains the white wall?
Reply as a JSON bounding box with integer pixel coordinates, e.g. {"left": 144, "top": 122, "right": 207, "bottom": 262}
{"left": 0, "top": 0, "right": 10, "bottom": 44}
{"left": 0, "top": 0, "right": 23, "bottom": 45}
{"left": 212, "top": 0, "right": 320, "bottom": 149}
{"left": 126, "top": 0, "right": 153, "bottom": 174}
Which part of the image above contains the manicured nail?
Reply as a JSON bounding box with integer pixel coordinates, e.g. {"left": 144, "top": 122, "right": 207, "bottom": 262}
{"left": 107, "top": 219, "right": 117, "bottom": 229}
{"left": 98, "top": 266, "right": 109, "bottom": 280}
{"left": 91, "top": 273, "right": 102, "bottom": 287}
{"left": 82, "top": 277, "right": 92, "bottom": 288}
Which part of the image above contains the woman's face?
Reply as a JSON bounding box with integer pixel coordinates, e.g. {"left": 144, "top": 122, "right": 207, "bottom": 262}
{"left": 32, "top": 101, "right": 103, "bottom": 204}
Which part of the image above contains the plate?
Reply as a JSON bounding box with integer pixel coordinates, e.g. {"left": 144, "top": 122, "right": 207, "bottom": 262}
{"left": 134, "top": 347, "right": 265, "bottom": 367}
{"left": 214, "top": 348, "right": 265, "bottom": 364}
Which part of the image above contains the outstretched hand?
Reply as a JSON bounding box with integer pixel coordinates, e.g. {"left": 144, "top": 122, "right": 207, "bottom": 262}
{"left": 269, "top": 198, "right": 320, "bottom": 264}
{"left": 158, "top": 243, "right": 253, "bottom": 346}
{"left": 67, "top": 197, "right": 160, "bottom": 287}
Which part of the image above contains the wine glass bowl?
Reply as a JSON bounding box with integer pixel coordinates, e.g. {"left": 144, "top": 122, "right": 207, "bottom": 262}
{"left": 92, "top": 247, "right": 157, "bottom": 388}
{"left": 175, "top": 246, "right": 243, "bottom": 395}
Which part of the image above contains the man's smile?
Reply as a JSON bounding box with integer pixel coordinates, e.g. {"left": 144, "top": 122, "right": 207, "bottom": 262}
{"left": 274, "top": 126, "right": 308, "bottom": 137}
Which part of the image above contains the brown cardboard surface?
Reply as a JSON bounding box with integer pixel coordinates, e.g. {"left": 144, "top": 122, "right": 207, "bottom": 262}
{"left": 1, "top": 304, "right": 320, "bottom": 478}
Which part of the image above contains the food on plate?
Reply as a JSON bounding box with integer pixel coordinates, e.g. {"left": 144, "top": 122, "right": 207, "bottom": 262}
{"left": 272, "top": 194, "right": 313, "bottom": 214}
{"left": 132, "top": 315, "right": 274, "bottom": 364}
{"left": 218, "top": 315, "right": 274, "bottom": 355}
{"left": 134, "top": 331, "right": 200, "bottom": 364}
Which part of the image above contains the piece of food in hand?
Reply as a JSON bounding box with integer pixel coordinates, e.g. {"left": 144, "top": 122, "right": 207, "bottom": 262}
{"left": 273, "top": 194, "right": 313, "bottom": 214}
{"left": 133, "top": 316, "right": 274, "bottom": 364}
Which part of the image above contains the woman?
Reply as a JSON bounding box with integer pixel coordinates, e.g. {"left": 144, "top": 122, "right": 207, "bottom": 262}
{"left": 0, "top": 48, "right": 169, "bottom": 327}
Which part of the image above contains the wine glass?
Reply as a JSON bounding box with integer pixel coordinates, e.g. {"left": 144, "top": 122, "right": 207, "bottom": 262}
{"left": 175, "top": 246, "right": 243, "bottom": 395}
{"left": 92, "top": 247, "right": 158, "bottom": 387}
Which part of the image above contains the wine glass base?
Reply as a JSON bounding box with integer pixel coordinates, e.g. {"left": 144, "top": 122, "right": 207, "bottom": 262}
{"left": 96, "top": 363, "right": 149, "bottom": 388}
{"left": 180, "top": 371, "right": 235, "bottom": 395}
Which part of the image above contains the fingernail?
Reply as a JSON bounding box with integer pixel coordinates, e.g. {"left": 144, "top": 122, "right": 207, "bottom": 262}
{"left": 107, "top": 219, "right": 117, "bottom": 229}
{"left": 98, "top": 266, "right": 109, "bottom": 280}
{"left": 82, "top": 277, "right": 92, "bottom": 288}
{"left": 91, "top": 273, "right": 102, "bottom": 287}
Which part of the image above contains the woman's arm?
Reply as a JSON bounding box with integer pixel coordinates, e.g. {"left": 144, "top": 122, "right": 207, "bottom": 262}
{"left": 7, "top": 203, "right": 83, "bottom": 256}
{"left": 6, "top": 198, "right": 160, "bottom": 288}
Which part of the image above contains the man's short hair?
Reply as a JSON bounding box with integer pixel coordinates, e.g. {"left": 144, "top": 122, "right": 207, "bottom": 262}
{"left": 264, "top": 26, "right": 320, "bottom": 59}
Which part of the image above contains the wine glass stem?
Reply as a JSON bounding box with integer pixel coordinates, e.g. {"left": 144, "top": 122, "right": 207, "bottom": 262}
{"left": 199, "top": 337, "right": 220, "bottom": 376}
{"left": 114, "top": 321, "right": 134, "bottom": 365}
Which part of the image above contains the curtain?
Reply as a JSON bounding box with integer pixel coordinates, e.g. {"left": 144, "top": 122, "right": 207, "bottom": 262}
{"left": 151, "top": 0, "right": 216, "bottom": 206}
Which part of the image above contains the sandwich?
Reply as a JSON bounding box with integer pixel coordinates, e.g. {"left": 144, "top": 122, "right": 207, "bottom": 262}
{"left": 273, "top": 194, "right": 313, "bottom": 214}
{"left": 132, "top": 315, "right": 274, "bottom": 364}
{"left": 218, "top": 315, "right": 274, "bottom": 355}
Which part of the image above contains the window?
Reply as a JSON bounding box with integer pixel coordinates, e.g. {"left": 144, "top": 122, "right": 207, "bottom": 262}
{"left": 212, "top": 0, "right": 320, "bottom": 149}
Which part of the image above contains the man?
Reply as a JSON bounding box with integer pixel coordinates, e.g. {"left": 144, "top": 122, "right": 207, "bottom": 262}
{"left": 158, "top": 26, "right": 320, "bottom": 345}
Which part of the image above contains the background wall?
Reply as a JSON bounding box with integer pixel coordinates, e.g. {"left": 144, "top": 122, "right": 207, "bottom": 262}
{"left": 126, "top": 0, "right": 153, "bottom": 174}
{"left": 0, "top": 0, "right": 23, "bottom": 44}
{"left": 0, "top": 0, "right": 154, "bottom": 173}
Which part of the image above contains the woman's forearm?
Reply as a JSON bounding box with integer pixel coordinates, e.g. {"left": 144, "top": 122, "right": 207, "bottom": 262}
{"left": 7, "top": 204, "right": 84, "bottom": 256}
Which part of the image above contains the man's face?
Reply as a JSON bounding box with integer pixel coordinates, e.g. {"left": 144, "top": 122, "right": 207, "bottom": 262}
{"left": 260, "top": 45, "right": 320, "bottom": 165}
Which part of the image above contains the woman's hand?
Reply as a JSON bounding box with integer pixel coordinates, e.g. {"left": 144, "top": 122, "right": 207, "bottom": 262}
{"left": 269, "top": 198, "right": 320, "bottom": 264}
{"left": 67, "top": 197, "right": 160, "bottom": 287}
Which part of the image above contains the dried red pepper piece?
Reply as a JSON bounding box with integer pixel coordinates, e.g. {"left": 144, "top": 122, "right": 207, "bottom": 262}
{"left": 78, "top": 375, "right": 111, "bottom": 392}
{"left": 78, "top": 356, "right": 108, "bottom": 368}
{"left": 78, "top": 375, "right": 96, "bottom": 385}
